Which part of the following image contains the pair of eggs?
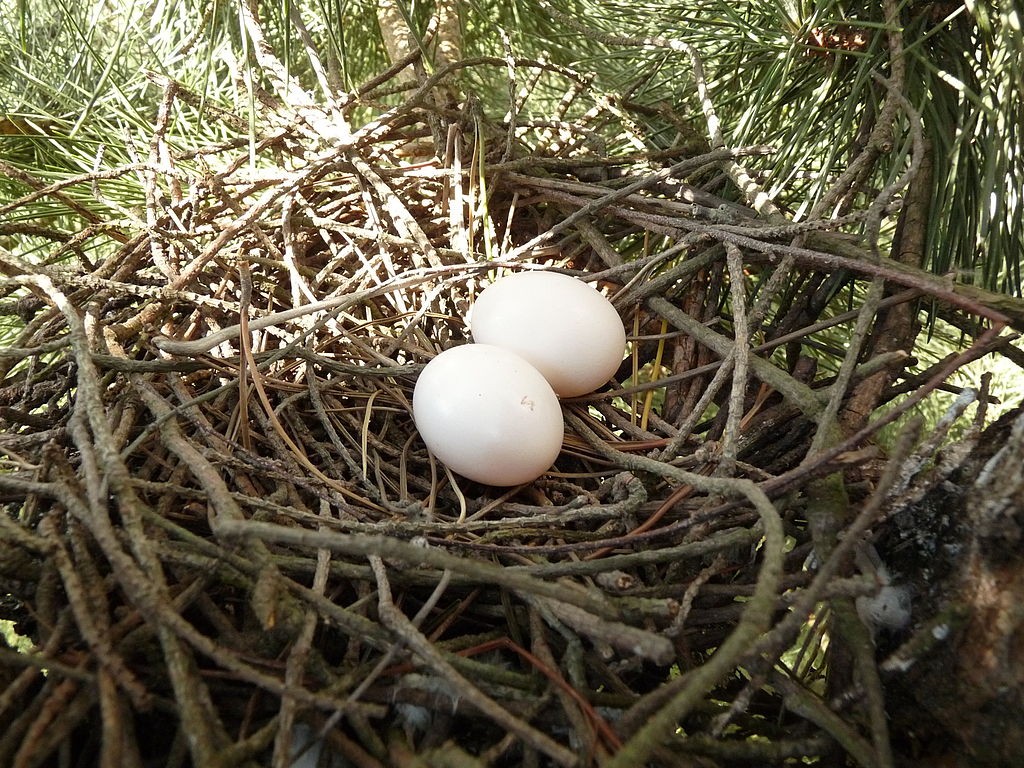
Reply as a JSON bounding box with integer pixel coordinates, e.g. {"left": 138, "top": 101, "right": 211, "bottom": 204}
{"left": 412, "top": 271, "right": 626, "bottom": 486}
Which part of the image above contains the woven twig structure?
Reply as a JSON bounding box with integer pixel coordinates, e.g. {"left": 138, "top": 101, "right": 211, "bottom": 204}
{"left": 1, "top": 26, "right": 1021, "bottom": 768}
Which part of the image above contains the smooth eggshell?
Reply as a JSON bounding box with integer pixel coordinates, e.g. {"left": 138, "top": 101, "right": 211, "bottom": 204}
{"left": 412, "top": 344, "right": 564, "bottom": 486}
{"left": 469, "top": 271, "right": 626, "bottom": 397}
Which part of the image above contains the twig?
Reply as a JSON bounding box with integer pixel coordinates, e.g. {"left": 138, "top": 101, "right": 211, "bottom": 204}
{"left": 368, "top": 556, "right": 579, "bottom": 767}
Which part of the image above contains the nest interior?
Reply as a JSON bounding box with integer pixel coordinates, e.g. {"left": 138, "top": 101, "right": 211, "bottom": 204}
{"left": 1, "top": 43, "right": 1022, "bottom": 768}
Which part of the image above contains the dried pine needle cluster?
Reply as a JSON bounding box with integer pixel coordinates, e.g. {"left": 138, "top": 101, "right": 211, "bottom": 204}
{"left": 0, "top": 39, "right": 1018, "bottom": 768}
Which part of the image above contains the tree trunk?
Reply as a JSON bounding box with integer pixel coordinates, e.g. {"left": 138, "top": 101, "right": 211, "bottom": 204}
{"left": 878, "top": 403, "right": 1024, "bottom": 766}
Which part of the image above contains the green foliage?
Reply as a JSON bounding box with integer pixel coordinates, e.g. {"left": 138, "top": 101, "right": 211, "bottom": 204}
{"left": 7, "top": 0, "right": 1016, "bottom": 294}
{"left": 541, "top": 0, "right": 1023, "bottom": 296}
{"left": 0, "top": 618, "right": 32, "bottom": 653}
{"left": 873, "top": 326, "right": 1024, "bottom": 449}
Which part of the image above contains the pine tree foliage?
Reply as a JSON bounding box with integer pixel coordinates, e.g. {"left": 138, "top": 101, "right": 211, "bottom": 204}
{"left": 1, "top": 2, "right": 1023, "bottom": 767}
{"left": 541, "top": 0, "right": 1023, "bottom": 294}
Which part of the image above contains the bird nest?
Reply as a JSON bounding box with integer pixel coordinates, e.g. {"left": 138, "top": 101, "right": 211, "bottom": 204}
{"left": 0, "top": 46, "right": 1019, "bottom": 768}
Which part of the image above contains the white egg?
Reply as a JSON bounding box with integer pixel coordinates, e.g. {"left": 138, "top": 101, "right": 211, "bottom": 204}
{"left": 412, "top": 344, "right": 564, "bottom": 486}
{"left": 469, "top": 271, "right": 626, "bottom": 397}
